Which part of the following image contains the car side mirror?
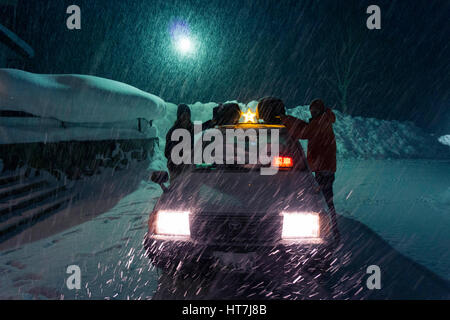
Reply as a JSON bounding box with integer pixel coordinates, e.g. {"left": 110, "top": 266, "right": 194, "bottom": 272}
{"left": 151, "top": 171, "right": 169, "bottom": 192}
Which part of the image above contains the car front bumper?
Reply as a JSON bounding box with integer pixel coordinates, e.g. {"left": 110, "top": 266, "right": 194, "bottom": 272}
{"left": 144, "top": 234, "right": 331, "bottom": 274}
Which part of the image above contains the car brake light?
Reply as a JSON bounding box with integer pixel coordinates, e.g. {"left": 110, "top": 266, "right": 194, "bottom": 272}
{"left": 272, "top": 156, "right": 293, "bottom": 168}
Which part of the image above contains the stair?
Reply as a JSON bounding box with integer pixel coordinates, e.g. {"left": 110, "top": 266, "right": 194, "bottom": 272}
{"left": 0, "top": 178, "right": 48, "bottom": 200}
{"left": 0, "top": 185, "right": 68, "bottom": 217}
{"left": 0, "top": 171, "right": 77, "bottom": 242}
{"left": 0, "top": 172, "right": 22, "bottom": 186}
{"left": 0, "top": 194, "right": 73, "bottom": 238}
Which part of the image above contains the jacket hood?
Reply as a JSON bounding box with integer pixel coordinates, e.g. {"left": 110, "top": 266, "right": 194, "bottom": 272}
{"left": 310, "top": 108, "right": 336, "bottom": 124}
{"left": 325, "top": 108, "right": 336, "bottom": 123}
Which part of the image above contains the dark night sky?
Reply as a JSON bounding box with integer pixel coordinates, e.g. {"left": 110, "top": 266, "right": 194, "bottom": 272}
{"left": 5, "top": 0, "right": 450, "bottom": 133}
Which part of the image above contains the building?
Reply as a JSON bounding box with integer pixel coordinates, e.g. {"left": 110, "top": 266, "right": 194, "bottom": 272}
{"left": 0, "top": 0, "right": 34, "bottom": 68}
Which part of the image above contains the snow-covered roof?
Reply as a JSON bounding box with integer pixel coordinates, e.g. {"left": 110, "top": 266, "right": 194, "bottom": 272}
{"left": 0, "top": 69, "right": 167, "bottom": 123}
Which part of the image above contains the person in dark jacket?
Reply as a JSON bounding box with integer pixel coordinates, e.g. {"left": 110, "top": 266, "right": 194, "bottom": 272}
{"left": 165, "top": 104, "right": 194, "bottom": 180}
{"left": 257, "top": 97, "right": 286, "bottom": 124}
{"left": 281, "top": 99, "right": 336, "bottom": 174}
{"left": 216, "top": 103, "right": 241, "bottom": 125}
{"left": 280, "top": 99, "right": 339, "bottom": 241}
{"left": 202, "top": 104, "right": 224, "bottom": 130}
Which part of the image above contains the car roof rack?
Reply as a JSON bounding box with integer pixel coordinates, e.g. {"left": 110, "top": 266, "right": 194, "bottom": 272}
{"left": 218, "top": 123, "right": 285, "bottom": 129}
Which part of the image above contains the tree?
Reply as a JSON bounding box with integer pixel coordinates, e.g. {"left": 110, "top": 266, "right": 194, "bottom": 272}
{"left": 325, "top": 33, "right": 367, "bottom": 113}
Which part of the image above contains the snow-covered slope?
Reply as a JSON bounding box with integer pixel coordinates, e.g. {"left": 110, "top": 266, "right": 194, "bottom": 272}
{"left": 289, "top": 106, "right": 450, "bottom": 159}
{"left": 439, "top": 135, "right": 450, "bottom": 147}
{"left": 156, "top": 101, "right": 450, "bottom": 160}
{"left": 0, "top": 69, "right": 166, "bottom": 123}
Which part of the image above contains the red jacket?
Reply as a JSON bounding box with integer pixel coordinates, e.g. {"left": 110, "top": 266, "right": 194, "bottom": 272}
{"left": 282, "top": 108, "right": 337, "bottom": 172}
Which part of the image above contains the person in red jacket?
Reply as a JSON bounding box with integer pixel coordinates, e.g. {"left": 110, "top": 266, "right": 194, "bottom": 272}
{"left": 280, "top": 99, "right": 339, "bottom": 240}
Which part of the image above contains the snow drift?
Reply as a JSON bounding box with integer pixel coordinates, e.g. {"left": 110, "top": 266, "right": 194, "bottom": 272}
{"left": 0, "top": 69, "right": 166, "bottom": 123}
{"left": 156, "top": 101, "right": 450, "bottom": 160}
{"left": 288, "top": 106, "right": 450, "bottom": 159}
{"left": 438, "top": 135, "right": 450, "bottom": 147}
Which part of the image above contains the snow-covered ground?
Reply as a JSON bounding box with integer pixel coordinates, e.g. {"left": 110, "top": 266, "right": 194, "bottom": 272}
{"left": 0, "top": 157, "right": 448, "bottom": 299}
{"left": 0, "top": 179, "right": 161, "bottom": 299}
{"left": 335, "top": 159, "right": 450, "bottom": 280}
{"left": 0, "top": 75, "right": 448, "bottom": 298}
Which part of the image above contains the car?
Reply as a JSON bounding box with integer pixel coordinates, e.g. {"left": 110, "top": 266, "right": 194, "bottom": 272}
{"left": 144, "top": 120, "right": 338, "bottom": 276}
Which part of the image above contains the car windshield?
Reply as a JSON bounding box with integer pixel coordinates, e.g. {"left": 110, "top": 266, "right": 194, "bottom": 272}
{"left": 191, "top": 126, "right": 308, "bottom": 172}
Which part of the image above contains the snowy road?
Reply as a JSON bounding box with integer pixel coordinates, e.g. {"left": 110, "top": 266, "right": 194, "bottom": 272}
{"left": 334, "top": 159, "right": 450, "bottom": 280}
{"left": 0, "top": 159, "right": 449, "bottom": 299}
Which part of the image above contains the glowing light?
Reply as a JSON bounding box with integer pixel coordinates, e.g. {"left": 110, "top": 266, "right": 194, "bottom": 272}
{"left": 169, "top": 20, "right": 197, "bottom": 57}
{"left": 242, "top": 109, "right": 257, "bottom": 123}
{"left": 281, "top": 212, "right": 320, "bottom": 238}
{"left": 155, "top": 210, "right": 190, "bottom": 236}
{"left": 272, "top": 156, "right": 293, "bottom": 168}
{"left": 176, "top": 36, "right": 193, "bottom": 54}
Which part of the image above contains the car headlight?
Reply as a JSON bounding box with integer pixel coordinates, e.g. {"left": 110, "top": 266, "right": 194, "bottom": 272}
{"left": 154, "top": 210, "right": 190, "bottom": 236}
{"left": 281, "top": 211, "right": 320, "bottom": 239}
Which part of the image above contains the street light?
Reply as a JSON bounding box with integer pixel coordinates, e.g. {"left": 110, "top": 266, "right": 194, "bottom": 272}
{"left": 176, "top": 36, "right": 193, "bottom": 55}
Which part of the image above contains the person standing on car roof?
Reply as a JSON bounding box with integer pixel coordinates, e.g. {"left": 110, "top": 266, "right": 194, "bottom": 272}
{"left": 279, "top": 99, "right": 339, "bottom": 241}
{"left": 165, "top": 104, "right": 194, "bottom": 180}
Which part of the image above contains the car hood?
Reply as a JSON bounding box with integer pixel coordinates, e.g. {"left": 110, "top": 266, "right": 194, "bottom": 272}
{"left": 156, "top": 170, "right": 326, "bottom": 216}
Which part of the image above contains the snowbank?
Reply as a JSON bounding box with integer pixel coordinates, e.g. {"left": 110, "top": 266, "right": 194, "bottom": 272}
{"left": 288, "top": 106, "right": 450, "bottom": 159}
{"left": 438, "top": 135, "right": 450, "bottom": 147}
{"left": 157, "top": 101, "right": 450, "bottom": 160}
{"left": 0, "top": 69, "right": 166, "bottom": 123}
{"left": 153, "top": 100, "right": 246, "bottom": 149}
